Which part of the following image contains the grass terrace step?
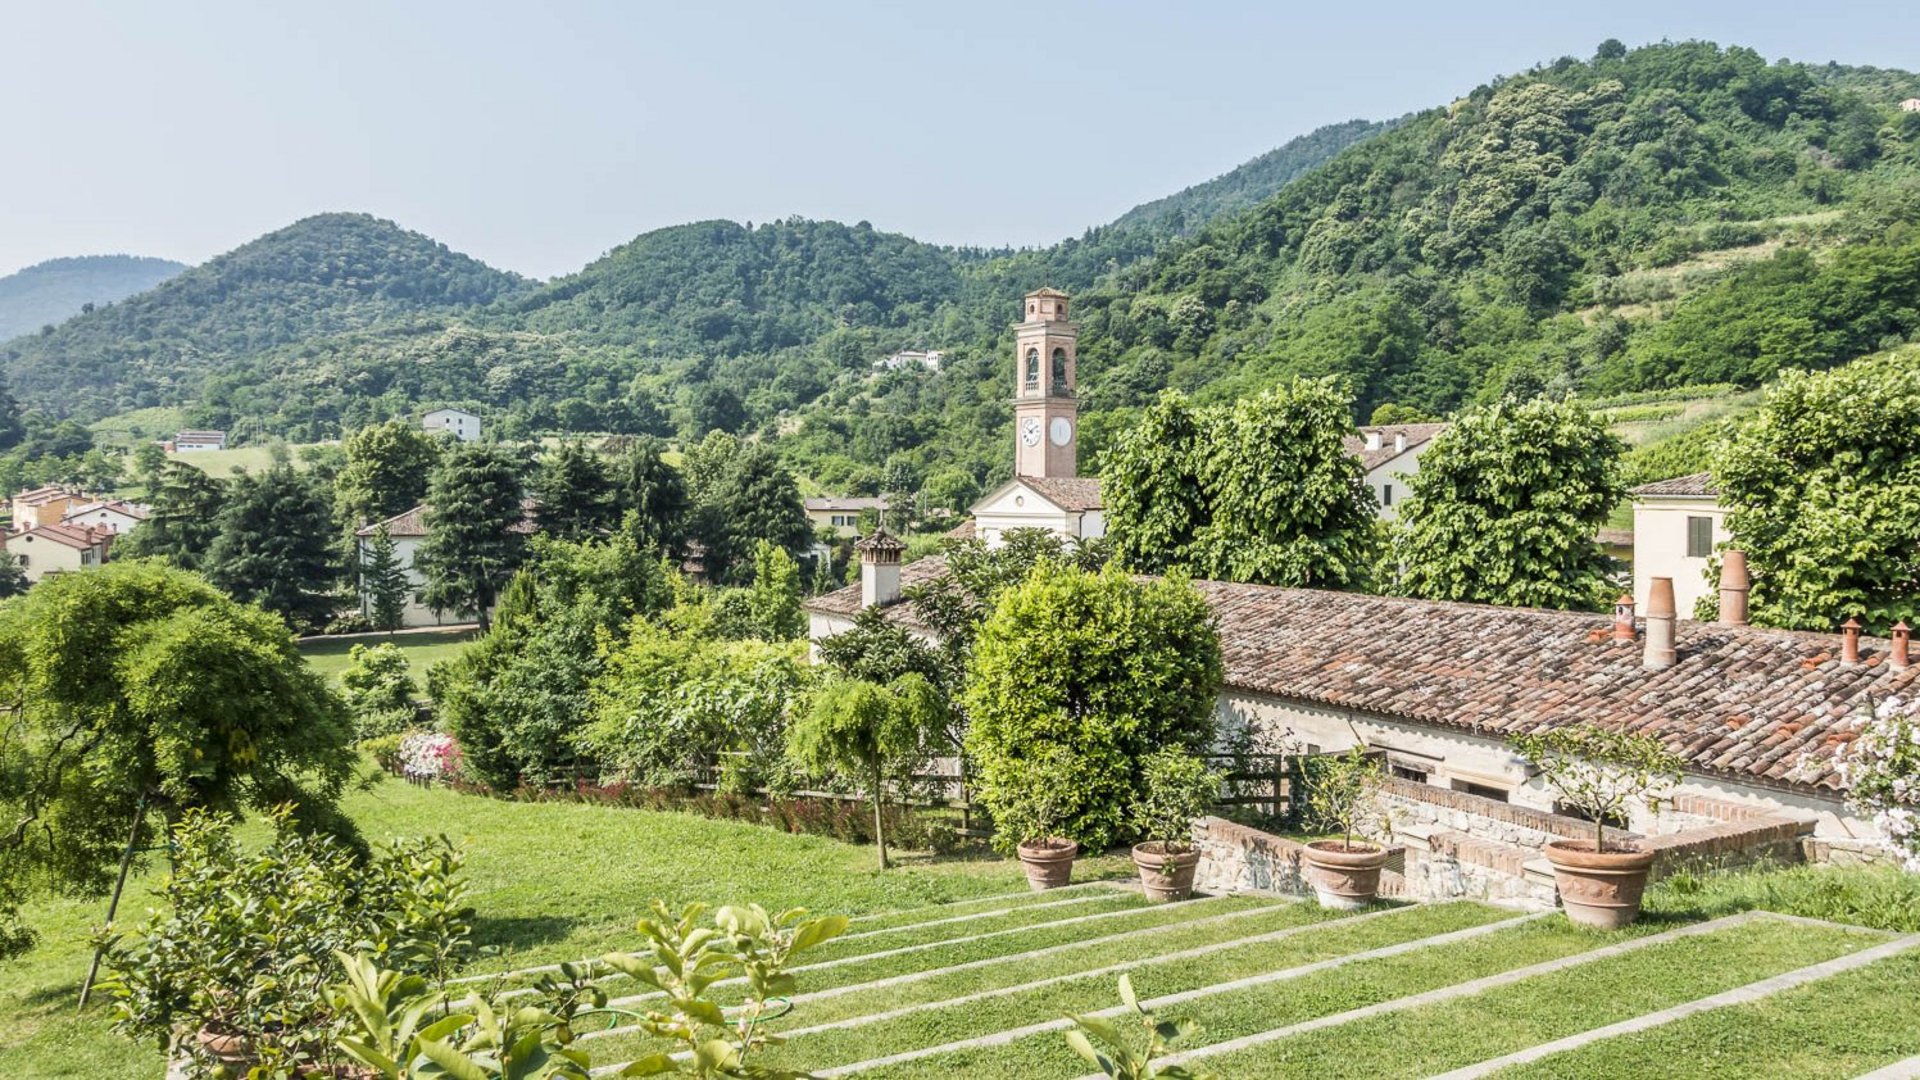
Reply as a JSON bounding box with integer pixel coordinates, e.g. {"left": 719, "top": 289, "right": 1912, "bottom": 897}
{"left": 1489, "top": 946, "right": 1920, "bottom": 1079}
{"left": 805, "top": 890, "right": 1146, "bottom": 960}
{"left": 842, "top": 883, "right": 1125, "bottom": 934}
{"left": 1190, "top": 914, "right": 1881, "bottom": 1078}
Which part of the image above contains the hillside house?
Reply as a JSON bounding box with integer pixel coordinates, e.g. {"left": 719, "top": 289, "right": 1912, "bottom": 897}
{"left": 1343, "top": 424, "right": 1448, "bottom": 520}
{"left": 4, "top": 522, "right": 110, "bottom": 582}
{"left": 1630, "top": 472, "right": 1729, "bottom": 619}
{"left": 172, "top": 430, "right": 227, "bottom": 452}
{"left": 9, "top": 485, "right": 82, "bottom": 529}
{"left": 355, "top": 501, "right": 536, "bottom": 627}
{"left": 423, "top": 407, "right": 482, "bottom": 442}
{"left": 61, "top": 498, "right": 150, "bottom": 535}
{"left": 875, "top": 350, "right": 944, "bottom": 372}
{"left": 1902, "top": 98, "right": 1920, "bottom": 112}
{"left": 804, "top": 496, "right": 889, "bottom": 538}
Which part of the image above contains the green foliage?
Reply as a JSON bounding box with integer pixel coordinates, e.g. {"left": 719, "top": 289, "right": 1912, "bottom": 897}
{"left": 1128, "top": 750, "right": 1222, "bottom": 852}
{"left": 1102, "top": 391, "right": 1212, "bottom": 574}
{"left": 1389, "top": 396, "right": 1626, "bottom": 610}
{"left": 118, "top": 459, "right": 225, "bottom": 569}
{"left": 789, "top": 674, "right": 945, "bottom": 868}
{"left": 203, "top": 462, "right": 343, "bottom": 632}
{"left": 746, "top": 540, "right": 804, "bottom": 641}
{"left": 963, "top": 565, "right": 1222, "bottom": 853}
{"left": 99, "top": 808, "right": 473, "bottom": 1071}
{"left": 340, "top": 643, "right": 418, "bottom": 739}
{"left": 0, "top": 561, "right": 356, "bottom": 898}
{"left": 1064, "top": 974, "right": 1218, "bottom": 1080}
{"left": 418, "top": 442, "right": 529, "bottom": 625}
{"left": 337, "top": 419, "right": 444, "bottom": 525}
{"left": 535, "top": 440, "right": 619, "bottom": 540}
{"left": 1303, "top": 746, "right": 1386, "bottom": 850}
{"left": 683, "top": 436, "right": 812, "bottom": 584}
{"left": 1510, "top": 724, "right": 1685, "bottom": 852}
{"left": 1713, "top": 349, "right": 1920, "bottom": 631}
{"left": 362, "top": 523, "right": 412, "bottom": 634}
{"left": 617, "top": 437, "right": 690, "bottom": 554}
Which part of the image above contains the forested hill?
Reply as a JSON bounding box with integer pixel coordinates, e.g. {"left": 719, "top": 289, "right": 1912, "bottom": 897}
{"left": 0, "top": 255, "right": 185, "bottom": 342}
{"left": 1109, "top": 119, "right": 1400, "bottom": 236}
{"left": 1068, "top": 42, "right": 1920, "bottom": 423}
{"left": 0, "top": 213, "right": 531, "bottom": 418}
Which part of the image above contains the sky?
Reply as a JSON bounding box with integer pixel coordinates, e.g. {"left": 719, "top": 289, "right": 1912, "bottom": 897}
{"left": 2, "top": 0, "right": 1915, "bottom": 280}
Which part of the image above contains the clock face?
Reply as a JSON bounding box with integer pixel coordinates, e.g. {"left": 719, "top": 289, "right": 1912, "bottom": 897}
{"left": 1021, "top": 417, "right": 1042, "bottom": 447}
{"left": 1049, "top": 416, "right": 1073, "bottom": 447}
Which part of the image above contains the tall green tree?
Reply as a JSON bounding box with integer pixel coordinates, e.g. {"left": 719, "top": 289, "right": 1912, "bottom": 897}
{"left": 360, "top": 524, "right": 411, "bottom": 634}
{"left": 416, "top": 443, "right": 527, "bottom": 628}
{"left": 687, "top": 442, "right": 812, "bottom": 583}
{"left": 1714, "top": 351, "right": 1920, "bottom": 631}
{"left": 790, "top": 673, "right": 945, "bottom": 869}
{"left": 118, "top": 461, "right": 226, "bottom": 569}
{"left": 616, "top": 436, "right": 689, "bottom": 553}
{"left": 1103, "top": 390, "right": 1212, "bottom": 573}
{"left": 1389, "top": 396, "right": 1625, "bottom": 611}
{"left": 204, "top": 465, "right": 341, "bottom": 632}
{"left": 335, "top": 420, "right": 443, "bottom": 525}
{"left": 132, "top": 443, "right": 168, "bottom": 498}
{"left": 534, "top": 441, "right": 617, "bottom": 539}
{"left": 746, "top": 540, "right": 805, "bottom": 640}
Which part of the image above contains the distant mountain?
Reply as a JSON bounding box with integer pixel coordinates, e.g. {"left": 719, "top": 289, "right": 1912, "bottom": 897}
{"left": 0, "top": 213, "right": 531, "bottom": 418}
{"left": 0, "top": 255, "right": 186, "bottom": 343}
{"left": 1110, "top": 119, "right": 1399, "bottom": 236}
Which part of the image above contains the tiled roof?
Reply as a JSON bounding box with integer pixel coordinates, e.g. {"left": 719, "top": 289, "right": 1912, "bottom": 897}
{"left": 807, "top": 555, "right": 1907, "bottom": 795}
{"left": 12, "top": 485, "right": 74, "bottom": 506}
{"left": 66, "top": 499, "right": 150, "bottom": 521}
{"left": 354, "top": 500, "right": 538, "bottom": 539}
{"left": 1343, "top": 424, "right": 1450, "bottom": 471}
{"left": 9, "top": 522, "right": 110, "bottom": 551}
{"left": 804, "top": 496, "right": 889, "bottom": 512}
{"left": 1021, "top": 476, "right": 1104, "bottom": 512}
{"left": 1632, "top": 472, "right": 1719, "bottom": 497}
{"left": 1595, "top": 527, "right": 1634, "bottom": 548}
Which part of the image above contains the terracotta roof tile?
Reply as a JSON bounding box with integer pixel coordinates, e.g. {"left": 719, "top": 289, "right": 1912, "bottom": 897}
{"left": 1632, "top": 472, "right": 1719, "bottom": 497}
{"left": 1343, "top": 424, "right": 1450, "bottom": 471}
{"left": 1021, "top": 476, "right": 1104, "bottom": 512}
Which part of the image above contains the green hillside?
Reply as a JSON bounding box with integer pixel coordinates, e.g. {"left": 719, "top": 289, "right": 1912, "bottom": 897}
{"left": 1110, "top": 118, "right": 1400, "bottom": 235}
{"left": 0, "top": 213, "right": 532, "bottom": 420}
{"left": 0, "top": 254, "right": 185, "bottom": 343}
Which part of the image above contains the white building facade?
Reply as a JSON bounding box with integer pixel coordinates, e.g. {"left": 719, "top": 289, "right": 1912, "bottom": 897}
{"left": 1630, "top": 472, "right": 1729, "bottom": 619}
{"left": 423, "top": 408, "right": 482, "bottom": 442}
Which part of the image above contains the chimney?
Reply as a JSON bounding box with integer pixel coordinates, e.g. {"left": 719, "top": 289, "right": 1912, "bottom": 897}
{"left": 1394, "top": 432, "right": 1407, "bottom": 453}
{"left": 855, "top": 528, "right": 907, "bottom": 608}
{"left": 1365, "top": 431, "right": 1381, "bottom": 451}
{"left": 1893, "top": 620, "right": 1911, "bottom": 671}
{"left": 1841, "top": 617, "right": 1862, "bottom": 666}
{"left": 1644, "top": 577, "right": 1677, "bottom": 669}
{"left": 1613, "top": 595, "right": 1637, "bottom": 643}
{"left": 1718, "top": 549, "right": 1750, "bottom": 627}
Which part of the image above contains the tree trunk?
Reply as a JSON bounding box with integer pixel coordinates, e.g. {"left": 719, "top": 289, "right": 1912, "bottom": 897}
{"left": 871, "top": 761, "right": 889, "bottom": 871}
{"left": 79, "top": 791, "right": 147, "bottom": 1010}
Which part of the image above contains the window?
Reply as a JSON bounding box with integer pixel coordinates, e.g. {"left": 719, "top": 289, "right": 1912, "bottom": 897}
{"left": 1051, "top": 347, "right": 1068, "bottom": 392}
{"left": 1450, "top": 779, "right": 1510, "bottom": 802}
{"left": 1686, "top": 516, "right": 1713, "bottom": 558}
{"left": 1390, "top": 764, "right": 1426, "bottom": 783}
{"left": 1024, "top": 348, "right": 1040, "bottom": 387}
{"left": 1380, "top": 483, "right": 1393, "bottom": 507}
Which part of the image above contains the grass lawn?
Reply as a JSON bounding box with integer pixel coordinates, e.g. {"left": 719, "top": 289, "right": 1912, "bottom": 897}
{"left": 298, "top": 629, "right": 479, "bottom": 683}
{"left": 0, "top": 775, "right": 1089, "bottom": 1078}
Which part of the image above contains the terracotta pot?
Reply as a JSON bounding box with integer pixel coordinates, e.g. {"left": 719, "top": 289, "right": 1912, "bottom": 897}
{"left": 1301, "top": 840, "right": 1388, "bottom": 910}
{"left": 1544, "top": 839, "right": 1657, "bottom": 930}
{"left": 1131, "top": 842, "right": 1201, "bottom": 903}
{"left": 190, "top": 1026, "right": 257, "bottom": 1071}
{"left": 1016, "top": 837, "right": 1079, "bottom": 891}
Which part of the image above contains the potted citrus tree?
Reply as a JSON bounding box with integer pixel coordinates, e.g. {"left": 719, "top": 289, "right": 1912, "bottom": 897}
{"left": 1510, "top": 724, "right": 1684, "bottom": 930}
{"left": 1299, "top": 746, "right": 1390, "bottom": 909}
{"left": 997, "top": 748, "right": 1082, "bottom": 890}
{"left": 1127, "top": 750, "right": 1222, "bottom": 903}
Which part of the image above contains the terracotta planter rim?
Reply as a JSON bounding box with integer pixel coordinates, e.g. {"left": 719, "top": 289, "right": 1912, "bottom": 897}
{"left": 1017, "top": 837, "right": 1078, "bottom": 858}
{"left": 1544, "top": 838, "right": 1657, "bottom": 871}
{"left": 1131, "top": 840, "right": 1197, "bottom": 858}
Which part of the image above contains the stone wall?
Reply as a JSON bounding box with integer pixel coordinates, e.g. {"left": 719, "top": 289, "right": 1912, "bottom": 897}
{"left": 1189, "top": 816, "right": 1407, "bottom": 899}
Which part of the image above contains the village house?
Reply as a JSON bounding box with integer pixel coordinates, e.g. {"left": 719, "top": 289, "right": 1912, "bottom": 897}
{"left": 1630, "top": 471, "right": 1729, "bottom": 619}
{"left": 1902, "top": 97, "right": 1920, "bottom": 112}
{"left": 171, "top": 429, "right": 227, "bottom": 452}
{"left": 875, "top": 349, "right": 944, "bottom": 372}
{"left": 809, "top": 287, "right": 1891, "bottom": 904}
{"left": 4, "top": 521, "right": 111, "bottom": 582}
{"left": 9, "top": 485, "right": 83, "bottom": 529}
{"left": 804, "top": 496, "right": 889, "bottom": 538}
{"left": 422, "top": 407, "right": 482, "bottom": 442}
{"left": 355, "top": 501, "right": 536, "bottom": 627}
{"left": 61, "top": 498, "right": 150, "bottom": 535}
{"left": 1343, "top": 423, "right": 1448, "bottom": 519}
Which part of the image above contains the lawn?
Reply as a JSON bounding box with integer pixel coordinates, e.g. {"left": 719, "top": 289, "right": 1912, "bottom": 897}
{"left": 298, "top": 628, "right": 479, "bottom": 683}
{"left": 8, "top": 775, "right": 1920, "bottom": 1080}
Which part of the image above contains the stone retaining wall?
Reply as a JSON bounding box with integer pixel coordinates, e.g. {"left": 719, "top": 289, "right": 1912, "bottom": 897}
{"left": 1190, "top": 816, "right": 1407, "bottom": 899}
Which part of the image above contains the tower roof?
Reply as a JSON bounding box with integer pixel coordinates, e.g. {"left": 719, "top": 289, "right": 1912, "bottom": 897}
{"left": 1025, "top": 287, "right": 1069, "bottom": 299}
{"left": 853, "top": 527, "right": 907, "bottom": 555}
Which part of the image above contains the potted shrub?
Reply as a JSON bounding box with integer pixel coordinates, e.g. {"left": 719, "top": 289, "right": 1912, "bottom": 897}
{"left": 1128, "top": 750, "right": 1222, "bottom": 902}
{"left": 1511, "top": 725, "right": 1684, "bottom": 930}
{"left": 996, "top": 749, "right": 1082, "bottom": 890}
{"left": 1299, "top": 746, "right": 1390, "bottom": 909}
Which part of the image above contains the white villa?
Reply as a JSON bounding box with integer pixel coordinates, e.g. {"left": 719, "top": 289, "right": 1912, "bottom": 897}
{"left": 423, "top": 407, "right": 482, "bottom": 442}
{"left": 62, "top": 498, "right": 150, "bottom": 536}
{"left": 1344, "top": 423, "right": 1447, "bottom": 519}
{"left": 1629, "top": 472, "right": 1729, "bottom": 619}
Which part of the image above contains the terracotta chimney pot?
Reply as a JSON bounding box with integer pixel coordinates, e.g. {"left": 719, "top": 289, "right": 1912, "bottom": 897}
{"left": 1718, "top": 550, "right": 1750, "bottom": 627}
{"left": 1612, "top": 595, "right": 1637, "bottom": 643}
{"left": 1644, "top": 577, "right": 1677, "bottom": 670}
{"left": 1841, "top": 617, "right": 1863, "bottom": 666}
{"left": 1894, "top": 621, "right": 1912, "bottom": 671}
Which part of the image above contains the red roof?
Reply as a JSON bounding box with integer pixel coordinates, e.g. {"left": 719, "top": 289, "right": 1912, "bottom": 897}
{"left": 10, "top": 522, "right": 111, "bottom": 551}
{"left": 354, "top": 501, "right": 539, "bottom": 539}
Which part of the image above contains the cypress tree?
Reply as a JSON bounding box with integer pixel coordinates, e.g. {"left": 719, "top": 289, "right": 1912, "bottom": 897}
{"left": 533, "top": 441, "right": 616, "bottom": 539}
{"left": 361, "top": 524, "right": 410, "bottom": 634}
{"left": 417, "top": 443, "right": 526, "bottom": 629}
{"left": 204, "top": 465, "right": 341, "bottom": 632}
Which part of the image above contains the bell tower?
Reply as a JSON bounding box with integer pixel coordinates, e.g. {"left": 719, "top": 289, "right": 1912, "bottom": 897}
{"left": 1012, "top": 288, "right": 1078, "bottom": 478}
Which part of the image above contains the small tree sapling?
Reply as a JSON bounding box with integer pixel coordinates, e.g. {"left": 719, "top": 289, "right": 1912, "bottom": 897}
{"left": 1510, "top": 725, "right": 1685, "bottom": 853}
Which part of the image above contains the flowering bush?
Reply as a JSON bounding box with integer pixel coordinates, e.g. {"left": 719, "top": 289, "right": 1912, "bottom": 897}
{"left": 1838, "top": 696, "right": 1920, "bottom": 871}
{"left": 399, "top": 731, "right": 462, "bottom": 781}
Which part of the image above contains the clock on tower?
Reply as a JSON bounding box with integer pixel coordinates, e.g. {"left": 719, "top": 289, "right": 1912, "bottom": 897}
{"left": 1012, "top": 288, "right": 1078, "bottom": 479}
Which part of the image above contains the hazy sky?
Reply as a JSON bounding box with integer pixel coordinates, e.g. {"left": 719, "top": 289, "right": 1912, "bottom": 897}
{"left": 2, "top": 0, "right": 1914, "bottom": 279}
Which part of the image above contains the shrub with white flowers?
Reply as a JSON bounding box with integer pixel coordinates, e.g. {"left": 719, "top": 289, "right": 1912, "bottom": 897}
{"left": 1838, "top": 696, "right": 1920, "bottom": 872}
{"left": 399, "top": 731, "right": 461, "bottom": 781}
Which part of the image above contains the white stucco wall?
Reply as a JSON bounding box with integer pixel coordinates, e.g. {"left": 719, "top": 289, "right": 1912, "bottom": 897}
{"left": 360, "top": 535, "right": 459, "bottom": 628}
{"left": 1363, "top": 440, "right": 1433, "bottom": 521}
{"left": 63, "top": 508, "right": 143, "bottom": 535}
{"left": 1632, "top": 496, "right": 1729, "bottom": 619}
{"left": 971, "top": 482, "right": 1081, "bottom": 546}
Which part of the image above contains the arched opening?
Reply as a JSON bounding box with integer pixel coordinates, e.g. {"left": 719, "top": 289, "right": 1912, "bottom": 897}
{"left": 1051, "top": 347, "right": 1069, "bottom": 393}
{"left": 1024, "top": 348, "right": 1040, "bottom": 388}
